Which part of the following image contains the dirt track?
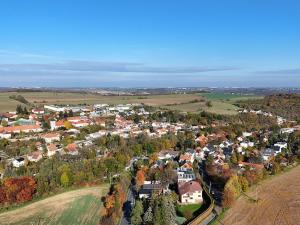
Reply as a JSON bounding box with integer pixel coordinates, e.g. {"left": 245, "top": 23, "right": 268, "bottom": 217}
{"left": 222, "top": 166, "right": 300, "bottom": 225}
{"left": 0, "top": 185, "right": 107, "bottom": 225}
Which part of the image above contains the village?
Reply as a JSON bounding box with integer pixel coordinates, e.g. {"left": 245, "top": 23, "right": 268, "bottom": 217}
{"left": 0, "top": 101, "right": 299, "bottom": 225}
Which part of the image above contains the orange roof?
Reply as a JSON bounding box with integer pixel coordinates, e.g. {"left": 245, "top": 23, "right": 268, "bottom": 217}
{"left": 47, "top": 143, "right": 57, "bottom": 152}
{"left": 0, "top": 124, "right": 41, "bottom": 133}
{"left": 181, "top": 162, "right": 193, "bottom": 169}
{"left": 56, "top": 120, "right": 65, "bottom": 126}
{"left": 180, "top": 154, "right": 191, "bottom": 161}
{"left": 67, "top": 116, "right": 81, "bottom": 121}
{"left": 67, "top": 143, "right": 78, "bottom": 152}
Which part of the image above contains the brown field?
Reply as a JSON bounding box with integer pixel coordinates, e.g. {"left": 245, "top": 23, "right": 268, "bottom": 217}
{"left": 222, "top": 166, "right": 300, "bottom": 225}
{"left": 0, "top": 91, "right": 261, "bottom": 115}
{"left": 0, "top": 185, "right": 108, "bottom": 225}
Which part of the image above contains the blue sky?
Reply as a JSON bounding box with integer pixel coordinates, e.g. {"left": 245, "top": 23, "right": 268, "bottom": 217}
{"left": 0, "top": 0, "right": 300, "bottom": 87}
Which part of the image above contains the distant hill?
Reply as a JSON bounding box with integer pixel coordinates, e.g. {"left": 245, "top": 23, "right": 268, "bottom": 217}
{"left": 235, "top": 94, "right": 300, "bottom": 121}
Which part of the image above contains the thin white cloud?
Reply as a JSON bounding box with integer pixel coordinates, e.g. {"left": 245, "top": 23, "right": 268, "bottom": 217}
{"left": 0, "top": 60, "right": 238, "bottom": 74}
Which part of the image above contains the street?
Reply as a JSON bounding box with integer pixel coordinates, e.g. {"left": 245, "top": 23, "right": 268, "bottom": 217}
{"left": 120, "top": 185, "right": 135, "bottom": 225}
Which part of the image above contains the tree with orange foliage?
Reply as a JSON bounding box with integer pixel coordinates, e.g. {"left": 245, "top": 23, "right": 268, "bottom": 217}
{"left": 1, "top": 176, "right": 36, "bottom": 205}
{"left": 104, "top": 195, "right": 115, "bottom": 210}
{"left": 136, "top": 170, "right": 145, "bottom": 187}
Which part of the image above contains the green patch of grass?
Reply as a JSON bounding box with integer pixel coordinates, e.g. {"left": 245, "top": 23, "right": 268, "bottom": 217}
{"left": 176, "top": 203, "right": 203, "bottom": 218}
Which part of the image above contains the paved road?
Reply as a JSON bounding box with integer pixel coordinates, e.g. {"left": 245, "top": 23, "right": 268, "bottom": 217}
{"left": 120, "top": 186, "right": 135, "bottom": 225}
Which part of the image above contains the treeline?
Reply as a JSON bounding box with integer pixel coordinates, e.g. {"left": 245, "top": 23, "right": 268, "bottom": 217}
{"left": 9, "top": 94, "right": 29, "bottom": 105}
{"left": 235, "top": 94, "right": 300, "bottom": 121}
{"left": 100, "top": 173, "right": 131, "bottom": 225}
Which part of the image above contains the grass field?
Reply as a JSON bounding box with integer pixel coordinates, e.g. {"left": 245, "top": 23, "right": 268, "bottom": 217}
{"left": 0, "top": 91, "right": 261, "bottom": 115}
{"left": 0, "top": 185, "right": 108, "bottom": 225}
{"left": 222, "top": 166, "right": 300, "bottom": 225}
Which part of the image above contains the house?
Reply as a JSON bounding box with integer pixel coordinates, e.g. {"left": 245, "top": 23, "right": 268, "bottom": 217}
{"left": 0, "top": 132, "right": 11, "bottom": 139}
{"left": 194, "top": 148, "right": 205, "bottom": 160}
{"left": 261, "top": 148, "right": 275, "bottom": 161}
{"left": 179, "top": 152, "right": 195, "bottom": 164}
{"left": 47, "top": 143, "right": 59, "bottom": 157}
{"left": 177, "top": 170, "right": 196, "bottom": 184}
{"left": 71, "top": 119, "right": 90, "bottom": 128}
{"left": 87, "top": 130, "right": 108, "bottom": 140}
{"left": 50, "top": 120, "right": 65, "bottom": 130}
{"left": 158, "top": 150, "right": 179, "bottom": 160}
{"left": 41, "top": 132, "right": 61, "bottom": 143}
{"left": 12, "top": 157, "right": 25, "bottom": 167}
{"left": 178, "top": 181, "right": 203, "bottom": 204}
{"left": 139, "top": 183, "right": 163, "bottom": 199}
{"left": 178, "top": 162, "right": 194, "bottom": 171}
{"left": 195, "top": 135, "right": 208, "bottom": 147}
{"left": 0, "top": 125, "right": 42, "bottom": 134}
{"left": 274, "top": 142, "right": 287, "bottom": 154}
{"left": 93, "top": 117, "right": 106, "bottom": 127}
{"left": 238, "top": 161, "right": 264, "bottom": 171}
{"left": 66, "top": 143, "right": 79, "bottom": 155}
{"left": 242, "top": 132, "right": 252, "bottom": 137}
{"left": 27, "top": 151, "right": 43, "bottom": 162}
{"left": 32, "top": 108, "right": 45, "bottom": 115}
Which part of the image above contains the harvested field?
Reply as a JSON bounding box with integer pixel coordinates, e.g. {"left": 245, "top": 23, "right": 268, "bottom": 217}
{"left": 0, "top": 91, "right": 261, "bottom": 115}
{"left": 222, "top": 166, "right": 300, "bottom": 225}
{"left": 0, "top": 185, "right": 108, "bottom": 225}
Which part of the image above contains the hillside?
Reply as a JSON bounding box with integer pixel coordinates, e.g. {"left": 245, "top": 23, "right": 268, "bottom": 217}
{"left": 222, "top": 166, "right": 300, "bottom": 225}
{"left": 235, "top": 94, "right": 300, "bottom": 121}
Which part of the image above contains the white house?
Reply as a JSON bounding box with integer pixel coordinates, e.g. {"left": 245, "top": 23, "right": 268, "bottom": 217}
{"left": 179, "top": 181, "right": 203, "bottom": 204}
{"left": 12, "top": 157, "right": 25, "bottom": 167}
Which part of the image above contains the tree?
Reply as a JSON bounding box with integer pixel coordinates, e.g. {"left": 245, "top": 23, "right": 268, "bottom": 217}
{"left": 206, "top": 101, "right": 212, "bottom": 107}
{"left": 16, "top": 105, "right": 23, "bottom": 114}
{"left": 131, "top": 200, "right": 143, "bottom": 225}
{"left": 222, "top": 188, "right": 235, "bottom": 208}
{"left": 161, "top": 195, "right": 176, "bottom": 225}
{"left": 271, "top": 162, "right": 281, "bottom": 175}
{"left": 238, "top": 176, "right": 249, "bottom": 192}
{"left": 1, "top": 120, "right": 8, "bottom": 127}
{"left": 60, "top": 172, "right": 70, "bottom": 187}
{"left": 160, "top": 167, "right": 177, "bottom": 188}
{"left": 64, "top": 121, "right": 73, "bottom": 130}
{"left": 136, "top": 170, "right": 145, "bottom": 187}
{"left": 143, "top": 206, "right": 153, "bottom": 225}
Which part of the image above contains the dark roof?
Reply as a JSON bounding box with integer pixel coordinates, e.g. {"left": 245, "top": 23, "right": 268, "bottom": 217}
{"left": 179, "top": 181, "right": 202, "bottom": 195}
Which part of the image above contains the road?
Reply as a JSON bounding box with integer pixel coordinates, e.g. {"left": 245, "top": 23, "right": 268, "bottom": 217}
{"left": 120, "top": 185, "right": 135, "bottom": 225}
{"left": 199, "top": 161, "right": 223, "bottom": 205}
{"left": 198, "top": 161, "right": 224, "bottom": 225}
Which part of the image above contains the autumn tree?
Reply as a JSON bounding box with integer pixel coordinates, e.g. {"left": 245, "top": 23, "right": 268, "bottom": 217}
{"left": 136, "top": 169, "right": 145, "bottom": 187}
{"left": 64, "top": 121, "right": 73, "bottom": 130}
{"left": 222, "top": 188, "right": 235, "bottom": 208}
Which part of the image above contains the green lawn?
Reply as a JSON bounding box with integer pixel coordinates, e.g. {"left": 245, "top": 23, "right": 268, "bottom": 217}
{"left": 176, "top": 203, "right": 203, "bottom": 218}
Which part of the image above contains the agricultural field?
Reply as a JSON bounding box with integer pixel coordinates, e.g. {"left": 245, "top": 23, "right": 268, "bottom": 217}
{"left": 0, "top": 91, "right": 262, "bottom": 115}
{"left": 222, "top": 166, "right": 300, "bottom": 225}
{"left": 0, "top": 185, "right": 108, "bottom": 225}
